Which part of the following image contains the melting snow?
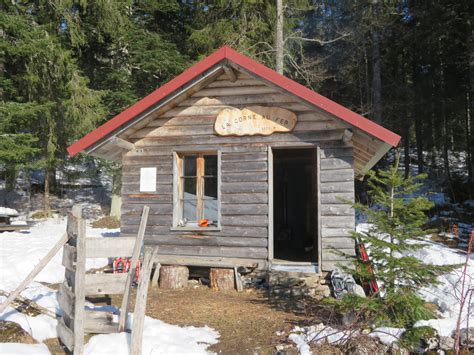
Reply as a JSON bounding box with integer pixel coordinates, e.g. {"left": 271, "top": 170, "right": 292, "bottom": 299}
{"left": 0, "top": 215, "right": 220, "bottom": 353}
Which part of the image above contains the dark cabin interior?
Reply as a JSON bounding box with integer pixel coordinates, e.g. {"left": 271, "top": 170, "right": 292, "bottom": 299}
{"left": 273, "top": 148, "right": 317, "bottom": 262}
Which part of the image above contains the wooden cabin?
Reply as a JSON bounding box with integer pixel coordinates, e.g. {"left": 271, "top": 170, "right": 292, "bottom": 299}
{"left": 68, "top": 47, "right": 400, "bottom": 273}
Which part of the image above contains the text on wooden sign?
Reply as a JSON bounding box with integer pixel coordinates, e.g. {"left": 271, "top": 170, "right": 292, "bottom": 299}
{"left": 214, "top": 106, "right": 297, "bottom": 136}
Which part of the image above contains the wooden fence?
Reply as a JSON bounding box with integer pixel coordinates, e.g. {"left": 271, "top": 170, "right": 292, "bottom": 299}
{"left": 57, "top": 205, "right": 155, "bottom": 354}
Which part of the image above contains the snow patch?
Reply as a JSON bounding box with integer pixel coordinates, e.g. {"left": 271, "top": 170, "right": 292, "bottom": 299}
{"left": 0, "top": 207, "right": 19, "bottom": 216}
{"left": 0, "top": 343, "right": 51, "bottom": 355}
{"left": 369, "top": 327, "right": 405, "bottom": 346}
{"left": 84, "top": 314, "right": 219, "bottom": 355}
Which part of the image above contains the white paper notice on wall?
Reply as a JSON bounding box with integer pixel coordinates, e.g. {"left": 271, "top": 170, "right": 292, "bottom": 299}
{"left": 139, "top": 167, "right": 156, "bottom": 192}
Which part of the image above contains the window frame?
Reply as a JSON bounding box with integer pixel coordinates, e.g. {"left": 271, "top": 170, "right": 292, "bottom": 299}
{"left": 172, "top": 150, "right": 221, "bottom": 231}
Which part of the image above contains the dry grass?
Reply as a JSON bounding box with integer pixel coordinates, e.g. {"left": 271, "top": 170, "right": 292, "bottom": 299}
{"left": 0, "top": 321, "right": 36, "bottom": 344}
{"left": 90, "top": 216, "right": 120, "bottom": 229}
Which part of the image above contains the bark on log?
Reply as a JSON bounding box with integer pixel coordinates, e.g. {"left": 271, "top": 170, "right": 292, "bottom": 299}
{"left": 159, "top": 265, "right": 189, "bottom": 289}
{"left": 210, "top": 268, "right": 235, "bottom": 291}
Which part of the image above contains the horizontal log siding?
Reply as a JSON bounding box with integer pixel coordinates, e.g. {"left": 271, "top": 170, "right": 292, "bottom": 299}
{"left": 120, "top": 72, "right": 355, "bottom": 269}
{"left": 319, "top": 147, "right": 356, "bottom": 271}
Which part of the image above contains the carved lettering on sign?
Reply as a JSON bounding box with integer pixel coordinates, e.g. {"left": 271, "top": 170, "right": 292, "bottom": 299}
{"left": 214, "top": 106, "right": 297, "bottom": 136}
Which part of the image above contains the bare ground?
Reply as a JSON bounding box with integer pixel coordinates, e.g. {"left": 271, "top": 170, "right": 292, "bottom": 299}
{"left": 3, "top": 284, "right": 343, "bottom": 354}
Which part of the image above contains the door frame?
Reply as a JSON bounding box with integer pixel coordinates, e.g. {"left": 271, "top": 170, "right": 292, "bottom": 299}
{"left": 268, "top": 144, "right": 322, "bottom": 269}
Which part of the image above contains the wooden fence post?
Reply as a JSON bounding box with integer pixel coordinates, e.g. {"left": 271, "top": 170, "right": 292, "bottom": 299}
{"left": 118, "top": 206, "right": 149, "bottom": 332}
{"left": 73, "top": 207, "right": 86, "bottom": 355}
{"left": 131, "top": 246, "right": 158, "bottom": 355}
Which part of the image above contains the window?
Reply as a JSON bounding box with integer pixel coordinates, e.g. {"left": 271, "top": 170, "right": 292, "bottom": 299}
{"left": 173, "top": 152, "right": 220, "bottom": 229}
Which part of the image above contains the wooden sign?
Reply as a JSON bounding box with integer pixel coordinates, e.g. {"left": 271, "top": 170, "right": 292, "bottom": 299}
{"left": 214, "top": 106, "right": 297, "bottom": 136}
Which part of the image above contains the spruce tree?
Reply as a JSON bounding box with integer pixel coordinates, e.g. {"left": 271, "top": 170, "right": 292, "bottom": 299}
{"left": 337, "top": 154, "right": 455, "bottom": 328}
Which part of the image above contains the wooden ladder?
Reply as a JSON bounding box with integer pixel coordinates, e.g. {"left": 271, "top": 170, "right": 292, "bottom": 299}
{"left": 57, "top": 205, "right": 157, "bottom": 354}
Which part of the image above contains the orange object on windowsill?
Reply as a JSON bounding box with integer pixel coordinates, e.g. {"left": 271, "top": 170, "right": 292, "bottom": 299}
{"left": 199, "top": 219, "right": 209, "bottom": 227}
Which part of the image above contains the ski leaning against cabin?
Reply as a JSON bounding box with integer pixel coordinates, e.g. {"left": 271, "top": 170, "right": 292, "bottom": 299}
{"left": 68, "top": 46, "right": 400, "bottom": 273}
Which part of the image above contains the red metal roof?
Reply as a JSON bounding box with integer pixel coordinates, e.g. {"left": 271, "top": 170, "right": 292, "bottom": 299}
{"left": 67, "top": 46, "right": 400, "bottom": 156}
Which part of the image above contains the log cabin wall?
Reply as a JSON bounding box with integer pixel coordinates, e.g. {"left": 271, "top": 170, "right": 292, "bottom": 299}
{"left": 120, "top": 72, "right": 355, "bottom": 271}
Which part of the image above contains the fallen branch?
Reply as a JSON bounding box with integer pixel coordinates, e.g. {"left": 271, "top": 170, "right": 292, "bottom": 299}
{"left": 0, "top": 289, "right": 58, "bottom": 318}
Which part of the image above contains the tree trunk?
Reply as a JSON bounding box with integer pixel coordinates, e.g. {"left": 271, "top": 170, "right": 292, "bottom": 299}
{"left": 210, "top": 268, "right": 235, "bottom": 291}
{"left": 159, "top": 265, "right": 189, "bottom": 289}
{"left": 275, "top": 0, "right": 284, "bottom": 74}
{"left": 44, "top": 168, "right": 51, "bottom": 216}
{"left": 467, "top": 17, "right": 474, "bottom": 183}
{"left": 371, "top": 29, "right": 382, "bottom": 124}
{"left": 403, "top": 119, "right": 410, "bottom": 179}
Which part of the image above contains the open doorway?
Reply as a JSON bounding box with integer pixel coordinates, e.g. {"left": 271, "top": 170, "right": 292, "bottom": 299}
{"left": 272, "top": 148, "right": 318, "bottom": 263}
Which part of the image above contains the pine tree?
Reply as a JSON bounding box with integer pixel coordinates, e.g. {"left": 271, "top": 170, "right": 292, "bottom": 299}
{"left": 336, "top": 154, "right": 456, "bottom": 328}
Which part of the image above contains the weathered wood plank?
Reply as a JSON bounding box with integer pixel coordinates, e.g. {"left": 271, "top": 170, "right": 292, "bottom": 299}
{"left": 221, "top": 152, "right": 267, "bottom": 162}
{"left": 221, "top": 193, "right": 268, "bottom": 204}
{"left": 119, "top": 206, "right": 149, "bottom": 332}
{"left": 122, "top": 183, "right": 172, "bottom": 195}
{"left": 221, "top": 181, "right": 267, "bottom": 194}
{"left": 221, "top": 172, "right": 268, "bottom": 183}
{"left": 156, "top": 245, "right": 267, "bottom": 259}
{"left": 122, "top": 194, "right": 173, "bottom": 204}
{"left": 322, "top": 248, "right": 356, "bottom": 260}
{"left": 221, "top": 204, "right": 268, "bottom": 215}
{"left": 192, "top": 85, "right": 277, "bottom": 97}
{"left": 146, "top": 116, "right": 216, "bottom": 128}
{"left": 207, "top": 78, "right": 263, "bottom": 87}
{"left": 123, "top": 155, "right": 172, "bottom": 165}
{"left": 320, "top": 169, "right": 354, "bottom": 183}
{"left": 321, "top": 227, "right": 355, "bottom": 238}
{"left": 221, "top": 215, "right": 268, "bottom": 227}
{"left": 144, "top": 235, "right": 267, "bottom": 248}
{"left": 320, "top": 157, "right": 354, "bottom": 170}
{"left": 84, "top": 311, "right": 118, "bottom": 334}
{"left": 85, "top": 237, "right": 136, "bottom": 258}
{"left": 57, "top": 317, "right": 74, "bottom": 351}
{"left": 122, "top": 214, "right": 172, "bottom": 226}
{"left": 322, "top": 237, "right": 355, "bottom": 249}
{"left": 135, "top": 130, "right": 344, "bottom": 147}
{"left": 321, "top": 216, "right": 355, "bottom": 228}
{"left": 151, "top": 254, "right": 263, "bottom": 269}
{"left": 73, "top": 214, "right": 86, "bottom": 355}
{"left": 221, "top": 161, "right": 267, "bottom": 173}
{"left": 178, "top": 94, "right": 295, "bottom": 107}
{"left": 320, "top": 181, "right": 354, "bottom": 193}
{"left": 321, "top": 260, "right": 351, "bottom": 272}
{"left": 84, "top": 273, "right": 128, "bottom": 295}
{"left": 131, "top": 124, "right": 216, "bottom": 139}
{"left": 124, "top": 226, "right": 268, "bottom": 238}
{"left": 127, "top": 143, "right": 268, "bottom": 155}
{"left": 320, "top": 147, "right": 353, "bottom": 158}
{"left": 131, "top": 247, "right": 158, "bottom": 355}
{"left": 121, "top": 203, "right": 173, "bottom": 215}
{"left": 320, "top": 204, "right": 355, "bottom": 216}
{"left": 62, "top": 244, "right": 76, "bottom": 271}
{"left": 58, "top": 282, "right": 75, "bottom": 318}
{"left": 320, "top": 192, "right": 354, "bottom": 204}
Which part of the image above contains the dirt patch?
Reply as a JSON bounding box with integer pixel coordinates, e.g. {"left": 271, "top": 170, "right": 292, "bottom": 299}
{"left": 90, "top": 216, "right": 120, "bottom": 229}
{"left": 132, "top": 285, "right": 320, "bottom": 354}
{"left": 0, "top": 321, "right": 36, "bottom": 344}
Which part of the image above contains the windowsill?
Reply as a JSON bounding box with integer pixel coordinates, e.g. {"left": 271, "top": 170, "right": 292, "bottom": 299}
{"left": 170, "top": 226, "right": 221, "bottom": 232}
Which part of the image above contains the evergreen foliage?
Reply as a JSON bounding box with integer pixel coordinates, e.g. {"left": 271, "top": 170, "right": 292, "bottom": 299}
{"left": 334, "top": 155, "right": 456, "bottom": 328}
{"left": 1, "top": 0, "right": 472, "bottom": 208}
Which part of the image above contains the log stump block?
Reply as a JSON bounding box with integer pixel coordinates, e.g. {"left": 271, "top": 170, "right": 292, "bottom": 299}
{"left": 159, "top": 265, "right": 189, "bottom": 289}
{"left": 210, "top": 268, "right": 235, "bottom": 291}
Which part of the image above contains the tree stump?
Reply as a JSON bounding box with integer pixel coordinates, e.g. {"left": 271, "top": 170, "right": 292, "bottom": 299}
{"left": 210, "top": 268, "right": 235, "bottom": 291}
{"left": 159, "top": 265, "right": 189, "bottom": 289}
